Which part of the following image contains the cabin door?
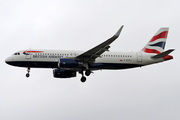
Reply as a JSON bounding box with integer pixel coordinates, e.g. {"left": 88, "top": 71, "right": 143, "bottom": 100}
{"left": 137, "top": 52, "right": 142, "bottom": 62}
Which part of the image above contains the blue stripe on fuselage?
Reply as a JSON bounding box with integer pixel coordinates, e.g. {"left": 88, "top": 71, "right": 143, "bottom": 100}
{"left": 6, "top": 61, "right": 141, "bottom": 69}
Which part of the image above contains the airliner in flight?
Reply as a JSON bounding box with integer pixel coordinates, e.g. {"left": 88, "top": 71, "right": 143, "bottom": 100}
{"left": 5, "top": 26, "right": 174, "bottom": 82}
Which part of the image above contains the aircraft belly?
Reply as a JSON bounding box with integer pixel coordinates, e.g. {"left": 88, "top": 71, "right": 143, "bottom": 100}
{"left": 7, "top": 61, "right": 58, "bottom": 68}
{"left": 92, "top": 63, "right": 141, "bottom": 69}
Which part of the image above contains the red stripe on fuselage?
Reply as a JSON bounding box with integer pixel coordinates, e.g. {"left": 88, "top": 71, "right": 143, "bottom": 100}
{"left": 150, "top": 31, "right": 168, "bottom": 42}
{"left": 24, "top": 51, "right": 43, "bottom": 53}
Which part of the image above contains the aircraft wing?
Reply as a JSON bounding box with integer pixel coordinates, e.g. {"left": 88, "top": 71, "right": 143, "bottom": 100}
{"left": 76, "top": 25, "right": 124, "bottom": 65}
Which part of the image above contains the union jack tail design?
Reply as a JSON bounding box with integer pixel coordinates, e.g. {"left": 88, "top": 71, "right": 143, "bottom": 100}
{"left": 141, "top": 27, "right": 169, "bottom": 54}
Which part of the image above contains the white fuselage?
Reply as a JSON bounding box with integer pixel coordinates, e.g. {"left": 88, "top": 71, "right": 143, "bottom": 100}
{"left": 5, "top": 49, "right": 164, "bottom": 70}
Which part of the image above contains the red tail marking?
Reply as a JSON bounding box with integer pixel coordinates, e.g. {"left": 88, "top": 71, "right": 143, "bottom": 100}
{"left": 143, "top": 48, "right": 161, "bottom": 54}
{"left": 163, "top": 55, "right": 173, "bottom": 61}
{"left": 150, "top": 31, "right": 168, "bottom": 42}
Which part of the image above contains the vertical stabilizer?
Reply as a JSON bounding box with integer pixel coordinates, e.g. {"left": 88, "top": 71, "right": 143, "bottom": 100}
{"left": 141, "top": 27, "right": 169, "bottom": 54}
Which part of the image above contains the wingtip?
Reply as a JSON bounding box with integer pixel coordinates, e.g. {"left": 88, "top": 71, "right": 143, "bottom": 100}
{"left": 168, "top": 49, "right": 175, "bottom": 53}
{"left": 115, "top": 25, "right": 124, "bottom": 37}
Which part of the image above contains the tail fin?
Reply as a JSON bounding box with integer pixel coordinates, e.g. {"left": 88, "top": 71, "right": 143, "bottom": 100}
{"left": 141, "top": 27, "right": 169, "bottom": 54}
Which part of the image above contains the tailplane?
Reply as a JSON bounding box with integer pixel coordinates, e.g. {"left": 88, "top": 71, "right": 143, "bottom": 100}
{"left": 141, "top": 27, "right": 169, "bottom": 54}
{"left": 151, "top": 49, "right": 174, "bottom": 60}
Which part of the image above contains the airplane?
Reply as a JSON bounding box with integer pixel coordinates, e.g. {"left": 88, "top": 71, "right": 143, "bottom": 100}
{"left": 5, "top": 25, "right": 174, "bottom": 82}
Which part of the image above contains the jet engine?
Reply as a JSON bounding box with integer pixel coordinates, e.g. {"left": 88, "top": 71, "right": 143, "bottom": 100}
{"left": 58, "top": 58, "right": 83, "bottom": 68}
{"left": 53, "top": 68, "right": 76, "bottom": 78}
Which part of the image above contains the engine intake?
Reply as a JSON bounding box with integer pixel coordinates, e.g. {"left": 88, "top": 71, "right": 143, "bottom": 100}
{"left": 53, "top": 68, "right": 76, "bottom": 78}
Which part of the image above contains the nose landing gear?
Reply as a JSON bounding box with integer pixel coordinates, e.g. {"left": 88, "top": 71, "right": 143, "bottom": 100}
{"left": 26, "top": 67, "right": 30, "bottom": 77}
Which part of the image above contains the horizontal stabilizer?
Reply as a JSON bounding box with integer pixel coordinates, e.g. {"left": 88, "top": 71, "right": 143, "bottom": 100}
{"left": 151, "top": 49, "right": 175, "bottom": 59}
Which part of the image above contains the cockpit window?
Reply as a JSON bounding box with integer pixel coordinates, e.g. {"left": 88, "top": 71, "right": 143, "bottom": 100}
{"left": 14, "top": 52, "right": 20, "bottom": 55}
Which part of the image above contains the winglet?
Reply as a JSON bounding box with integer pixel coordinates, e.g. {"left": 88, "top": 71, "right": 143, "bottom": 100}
{"left": 114, "top": 25, "right": 124, "bottom": 38}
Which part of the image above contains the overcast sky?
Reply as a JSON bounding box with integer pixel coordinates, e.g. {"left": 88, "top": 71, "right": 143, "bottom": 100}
{"left": 0, "top": 0, "right": 180, "bottom": 120}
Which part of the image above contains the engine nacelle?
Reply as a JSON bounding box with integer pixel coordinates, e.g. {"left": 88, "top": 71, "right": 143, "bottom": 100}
{"left": 53, "top": 68, "right": 76, "bottom": 78}
{"left": 58, "top": 58, "right": 82, "bottom": 68}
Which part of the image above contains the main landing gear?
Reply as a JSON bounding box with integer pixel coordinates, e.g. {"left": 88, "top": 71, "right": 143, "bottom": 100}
{"left": 85, "top": 70, "right": 91, "bottom": 76}
{"left": 26, "top": 67, "right": 30, "bottom": 77}
{"left": 81, "top": 76, "right": 86, "bottom": 83}
{"left": 80, "top": 70, "right": 91, "bottom": 83}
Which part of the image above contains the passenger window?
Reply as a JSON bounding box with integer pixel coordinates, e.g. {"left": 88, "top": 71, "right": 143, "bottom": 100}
{"left": 14, "top": 53, "right": 18, "bottom": 55}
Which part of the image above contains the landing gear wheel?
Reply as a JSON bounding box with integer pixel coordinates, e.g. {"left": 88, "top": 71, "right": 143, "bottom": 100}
{"left": 26, "top": 67, "right": 30, "bottom": 78}
{"left": 81, "top": 76, "right": 86, "bottom": 83}
{"left": 26, "top": 73, "right": 30, "bottom": 77}
{"left": 85, "top": 70, "right": 91, "bottom": 76}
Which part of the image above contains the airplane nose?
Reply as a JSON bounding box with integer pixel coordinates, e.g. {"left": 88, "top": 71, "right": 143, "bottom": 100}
{"left": 5, "top": 58, "right": 8, "bottom": 64}
{"left": 5, "top": 57, "right": 11, "bottom": 64}
{"left": 5, "top": 57, "right": 19, "bottom": 66}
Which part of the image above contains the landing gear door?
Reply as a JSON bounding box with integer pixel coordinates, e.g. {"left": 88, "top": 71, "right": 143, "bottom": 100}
{"left": 137, "top": 52, "right": 142, "bottom": 62}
